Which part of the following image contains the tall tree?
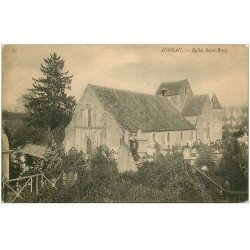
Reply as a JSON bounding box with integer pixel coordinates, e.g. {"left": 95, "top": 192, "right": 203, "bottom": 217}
{"left": 24, "top": 53, "right": 76, "bottom": 139}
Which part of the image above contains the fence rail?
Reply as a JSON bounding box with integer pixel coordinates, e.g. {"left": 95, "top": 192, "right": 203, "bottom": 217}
{"left": 2, "top": 171, "right": 63, "bottom": 202}
{"left": 186, "top": 161, "right": 248, "bottom": 202}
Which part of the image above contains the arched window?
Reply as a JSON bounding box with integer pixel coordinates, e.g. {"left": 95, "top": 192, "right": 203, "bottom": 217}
{"left": 167, "top": 133, "right": 170, "bottom": 143}
{"left": 153, "top": 133, "right": 156, "bottom": 142}
{"left": 87, "top": 107, "right": 92, "bottom": 127}
{"left": 207, "top": 123, "right": 210, "bottom": 138}
{"left": 180, "top": 131, "right": 183, "bottom": 140}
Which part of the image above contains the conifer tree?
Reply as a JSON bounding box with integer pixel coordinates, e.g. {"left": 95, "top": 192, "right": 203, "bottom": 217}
{"left": 24, "top": 53, "right": 76, "bottom": 139}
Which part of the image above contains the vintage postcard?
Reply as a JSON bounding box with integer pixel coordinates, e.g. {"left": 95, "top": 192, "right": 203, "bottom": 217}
{"left": 1, "top": 44, "right": 248, "bottom": 203}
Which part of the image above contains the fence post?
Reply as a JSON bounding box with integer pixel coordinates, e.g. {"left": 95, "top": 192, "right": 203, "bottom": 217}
{"left": 41, "top": 175, "right": 44, "bottom": 187}
{"left": 30, "top": 177, "right": 33, "bottom": 193}
{"left": 36, "top": 175, "right": 39, "bottom": 195}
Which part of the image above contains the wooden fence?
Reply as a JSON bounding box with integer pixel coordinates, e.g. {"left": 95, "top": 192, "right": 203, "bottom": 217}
{"left": 2, "top": 171, "right": 63, "bottom": 202}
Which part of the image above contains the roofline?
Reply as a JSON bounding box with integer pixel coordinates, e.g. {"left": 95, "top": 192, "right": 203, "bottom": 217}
{"left": 211, "top": 94, "right": 223, "bottom": 109}
{"left": 87, "top": 84, "right": 125, "bottom": 132}
{"left": 156, "top": 79, "right": 195, "bottom": 96}
{"left": 200, "top": 95, "right": 211, "bottom": 115}
{"left": 160, "top": 79, "right": 189, "bottom": 85}
{"left": 88, "top": 83, "right": 156, "bottom": 98}
{"left": 138, "top": 127, "right": 197, "bottom": 133}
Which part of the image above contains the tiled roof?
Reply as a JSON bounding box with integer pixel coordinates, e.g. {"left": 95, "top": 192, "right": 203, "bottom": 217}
{"left": 155, "top": 79, "right": 190, "bottom": 95}
{"left": 89, "top": 84, "right": 195, "bottom": 132}
{"left": 181, "top": 95, "right": 209, "bottom": 116}
{"left": 211, "top": 94, "right": 223, "bottom": 109}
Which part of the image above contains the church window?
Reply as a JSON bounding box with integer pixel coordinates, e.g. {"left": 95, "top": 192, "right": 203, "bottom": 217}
{"left": 180, "top": 131, "right": 183, "bottom": 140}
{"left": 87, "top": 107, "right": 92, "bottom": 127}
{"left": 167, "top": 132, "right": 170, "bottom": 143}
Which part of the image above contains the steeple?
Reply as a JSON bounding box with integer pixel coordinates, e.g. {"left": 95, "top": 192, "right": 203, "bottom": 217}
{"left": 211, "top": 94, "right": 223, "bottom": 109}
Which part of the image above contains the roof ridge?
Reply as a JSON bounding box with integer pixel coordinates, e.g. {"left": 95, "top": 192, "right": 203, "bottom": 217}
{"left": 161, "top": 79, "right": 189, "bottom": 84}
{"left": 88, "top": 83, "right": 167, "bottom": 99}
{"left": 211, "top": 94, "right": 223, "bottom": 109}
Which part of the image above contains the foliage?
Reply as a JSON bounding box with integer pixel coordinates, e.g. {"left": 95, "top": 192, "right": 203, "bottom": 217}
{"left": 196, "top": 143, "right": 216, "bottom": 171}
{"left": 11, "top": 138, "right": 248, "bottom": 203}
{"left": 218, "top": 137, "right": 248, "bottom": 191}
{"left": 2, "top": 111, "right": 49, "bottom": 148}
{"left": 89, "top": 145, "right": 118, "bottom": 185}
{"left": 15, "top": 151, "right": 213, "bottom": 203}
{"left": 133, "top": 154, "right": 212, "bottom": 202}
{"left": 23, "top": 52, "right": 76, "bottom": 137}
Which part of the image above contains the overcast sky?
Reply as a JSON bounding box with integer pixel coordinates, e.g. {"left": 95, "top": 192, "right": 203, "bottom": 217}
{"left": 2, "top": 44, "right": 248, "bottom": 111}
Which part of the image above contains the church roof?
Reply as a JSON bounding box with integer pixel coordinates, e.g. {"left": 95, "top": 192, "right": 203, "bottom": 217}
{"left": 211, "top": 94, "right": 223, "bottom": 109}
{"left": 181, "top": 95, "right": 209, "bottom": 116}
{"left": 155, "top": 79, "right": 190, "bottom": 96}
{"left": 89, "top": 84, "right": 195, "bottom": 133}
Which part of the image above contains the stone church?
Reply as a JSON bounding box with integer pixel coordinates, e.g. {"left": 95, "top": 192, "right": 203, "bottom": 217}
{"left": 64, "top": 80, "right": 223, "bottom": 157}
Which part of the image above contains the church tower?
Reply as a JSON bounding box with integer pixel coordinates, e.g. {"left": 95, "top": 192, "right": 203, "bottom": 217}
{"left": 211, "top": 94, "right": 223, "bottom": 141}
{"left": 155, "top": 79, "right": 194, "bottom": 111}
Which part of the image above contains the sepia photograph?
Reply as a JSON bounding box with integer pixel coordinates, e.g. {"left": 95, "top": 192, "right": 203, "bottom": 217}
{"left": 1, "top": 44, "right": 249, "bottom": 203}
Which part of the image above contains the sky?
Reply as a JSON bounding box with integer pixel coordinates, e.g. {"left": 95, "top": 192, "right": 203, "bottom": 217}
{"left": 2, "top": 44, "right": 248, "bottom": 111}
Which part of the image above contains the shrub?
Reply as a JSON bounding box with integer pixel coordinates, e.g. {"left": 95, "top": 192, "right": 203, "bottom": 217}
{"left": 129, "top": 154, "right": 212, "bottom": 202}
{"left": 90, "top": 145, "right": 118, "bottom": 185}
{"left": 219, "top": 138, "right": 248, "bottom": 191}
{"left": 196, "top": 144, "right": 216, "bottom": 172}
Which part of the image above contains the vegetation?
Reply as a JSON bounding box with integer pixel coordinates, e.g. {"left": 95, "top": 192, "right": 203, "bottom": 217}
{"left": 218, "top": 138, "right": 248, "bottom": 191}
{"left": 2, "top": 111, "right": 49, "bottom": 148}
{"left": 14, "top": 146, "right": 214, "bottom": 203}
{"left": 23, "top": 52, "right": 76, "bottom": 142}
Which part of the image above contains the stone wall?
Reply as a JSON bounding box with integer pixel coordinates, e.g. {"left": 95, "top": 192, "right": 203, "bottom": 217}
{"left": 138, "top": 129, "right": 196, "bottom": 154}
{"left": 196, "top": 97, "right": 214, "bottom": 143}
{"left": 64, "top": 86, "right": 123, "bottom": 153}
{"left": 212, "top": 109, "right": 223, "bottom": 141}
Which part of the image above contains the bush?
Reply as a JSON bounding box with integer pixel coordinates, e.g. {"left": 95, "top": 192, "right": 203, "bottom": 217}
{"left": 114, "top": 154, "right": 212, "bottom": 202}
{"left": 90, "top": 145, "right": 118, "bottom": 185}
{"left": 12, "top": 148, "right": 221, "bottom": 203}
{"left": 196, "top": 144, "right": 216, "bottom": 172}
{"left": 218, "top": 138, "right": 248, "bottom": 191}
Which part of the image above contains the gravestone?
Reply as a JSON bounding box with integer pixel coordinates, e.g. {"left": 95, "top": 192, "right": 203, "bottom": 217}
{"left": 117, "top": 144, "right": 137, "bottom": 172}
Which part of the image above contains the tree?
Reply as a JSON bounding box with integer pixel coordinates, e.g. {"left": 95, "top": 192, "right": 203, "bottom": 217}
{"left": 24, "top": 53, "right": 76, "bottom": 141}
{"left": 219, "top": 137, "right": 248, "bottom": 191}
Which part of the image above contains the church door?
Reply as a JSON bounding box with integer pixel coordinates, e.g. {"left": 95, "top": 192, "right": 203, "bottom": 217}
{"left": 87, "top": 138, "right": 92, "bottom": 155}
